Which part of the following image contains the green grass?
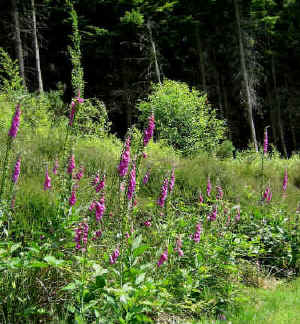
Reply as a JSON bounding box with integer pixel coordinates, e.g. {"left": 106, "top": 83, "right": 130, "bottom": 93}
{"left": 230, "top": 278, "right": 300, "bottom": 323}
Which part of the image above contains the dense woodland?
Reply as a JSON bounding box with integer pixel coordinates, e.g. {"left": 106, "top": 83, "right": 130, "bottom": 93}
{"left": 1, "top": 0, "right": 300, "bottom": 153}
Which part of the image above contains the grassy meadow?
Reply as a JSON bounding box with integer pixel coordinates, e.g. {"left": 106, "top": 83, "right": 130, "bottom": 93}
{"left": 1, "top": 93, "right": 300, "bottom": 323}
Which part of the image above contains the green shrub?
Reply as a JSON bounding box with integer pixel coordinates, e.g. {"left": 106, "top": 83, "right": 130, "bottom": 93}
{"left": 138, "top": 79, "right": 227, "bottom": 156}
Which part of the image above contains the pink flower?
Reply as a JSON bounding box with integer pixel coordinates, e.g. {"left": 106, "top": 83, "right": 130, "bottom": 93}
{"left": 143, "top": 114, "right": 155, "bottom": 147}
{"left": 282, "top": 169, "right": 288, "bottom": 192}
{"left": 206, "top": 177, "right": 212, "bottom": 197}
{"left": 157, "top": 249, "right": 168, "bottom": 267}
{"left": 92, "top": 230, "right": 102, "bottom": 241}
{"left": 174, "top": 238, "right": 184, "bottom": 257}
{"left": 192, "top": 223, "right": 202, "bottom": 243}
{"left": 96, "top": 175, "right": 106, "bottom": 192}
{"left": 144, "top": 220, "right": 151, "bottom": 227}
{"left": 235, "top": 208, "right": 241, "bottom": 222}
{"left": 263, "top": 186, "right": 270, "bottom": 200}
{"left": 158, "top": 177, "right": 169, "bottom": 207}
{"left": 92, "top": 172, "right": 100, "bottom": 186}
{"left": 8, "top": 104, "right": 21, "bottom": 139}
{"left": 207, "top": 206, "right": 217, "bottom": 221}
{"left": 67, "top": 154, "right": 76, "bottom": 174}
{"left": 75, "top": 166, "right": 84, "bottom": 180}
{"left": 74, "top": 221, "right": 89, "bottom": 251}
{"left": 199, "top": 192, "right": 204, "bottom": 204}
{"left": 88, "top": 200, "right": 96, "bottom": 211}
{"left": 267, "top": 191, "right": 272, "bottom": 202}
{"left": 95, "top": 196, "right": 105, "bottom": 222}
{"left": 109, "top": 247, "right": 120, "bottom": 264}
{"left": 69, "top": 190, "right": 76, "bottom": 206}
{"left": 12, "top": 156, "right": 21, "bottom": 184}
{"left": 127, "top": 164, "right": 136, "bottom": 200}
{"left": 69, "top": 90, "right": 84, "bottom": 126}
{"left": 263, "top": 128, "right": 268, "bottom": 154}
{"left": 118, "top": 137, "right": 131, "bottom": 177}
{"left": 142, "top": 152, "right": 147, "bottom": 159}
{"left": 44, "top": 168, "right": 51, "bottom": 190}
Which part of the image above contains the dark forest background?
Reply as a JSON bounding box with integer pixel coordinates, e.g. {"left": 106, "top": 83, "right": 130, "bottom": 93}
{"left": 1, "top": 0, "right": 300, "bottom": 154}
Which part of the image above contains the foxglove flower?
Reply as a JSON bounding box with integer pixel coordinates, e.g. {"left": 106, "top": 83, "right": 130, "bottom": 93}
{"left": 267, "top": 190, "right": 272, "bottom": 202}
{"left": 69, "top": 190, "right": 76, "bottom": 206}
{"left": 92, "top": 230, "right": 102, "bottom": 241}
{"left": 143, "top": 114, "right": 155, "bottom": 147}
{"left": 89, "top": 200, "right": 96, "bottom": 211}
{"left": 69, "top": 90, "right": 84, "bottom": 126}
{"left": 199, "top": 192, "right": 204, "bottom": 204}
{"left": 109, "top": 247, "right": 120, "bottom": 264}
{"left": 93, "top": 172, "right": 100, "bottom": 186}
{"left": 192, "top": 223, "right": 202, "bottom": 243}
{"left": 118, "top": 137, "right": 131, "bottom": 177}
{"left": 206, "top": 177, "right": 212, "bottom": 197}
{"left": 169, "top": 168, "right": 175, "bottom": 194}
{"left": 282, "top": 169, "right": 288, "bottom": 192}
{"left": 44, "top": 168, "right": 51, "bottom": 191}
{"left": 127, "top": 164, "right": 136, "bottom": 200}
{"left": 158, "top": 177, "right": 169, "bottom": 207}
{"left": 263, "top": 186, "right": 270, "bottom": 200}
{"left": 142, "top": 152, "right": 147, "bottom": 159}
{"left": 263, "top": 128, "right": 268, "bottom": 154}
{"left": 208, "top": 206, "right": 217, "bottom": 221}
{"left": 12, "top": 156, "right": 21, "bottom": 184}
{"left": 157, "top": 249, "right": 168, "bottom": 267}
{"left": 74, "top": 221, "right": 89, "bottom": 251}
{"left": 174, "top": 238, "right": 184, "bottom": 256}
{"left": 95, "top": 196, "right": 105, "bottom": 222}
{"left": 8, "top": 104, "right": 21, "bottom": 139}
{"left": 67, "top": 154, "right": 76, "bottom": 174}
{"left": 144, "top": 220, "right": 151, "bottom": 227}
{"left": 75, "top": 166, "right": 84, "bottom": 180}
{"left": 96, "top": 175, "right": 106, "bottom": 192}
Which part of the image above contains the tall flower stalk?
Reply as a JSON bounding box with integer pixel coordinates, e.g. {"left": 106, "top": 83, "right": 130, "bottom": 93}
{"left": 0, "top": 104, "right": 22, "bottom": 202}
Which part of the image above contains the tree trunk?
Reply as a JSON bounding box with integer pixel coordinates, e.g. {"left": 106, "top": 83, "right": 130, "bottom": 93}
{"left": 233, "top": 0, "right": 258, "bottom": 151}
{"left": 31, "top": 0, "right": 43, "bottom": 93}
{"left": 195, "top": 24, "right": 207, "bottom": 92}
{"left": 11, "top": 0, "right": 26, "bottom": 87}
{"left": 271, "top": 56, "right": 287, "bottom": 157}
{"left": 147, "top": 20, "right": 161, "bottom": 84}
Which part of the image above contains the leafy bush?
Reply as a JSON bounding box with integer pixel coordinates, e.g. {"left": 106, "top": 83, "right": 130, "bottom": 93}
{"left": 138, "top": 79, "right": 227, "bottom": 156}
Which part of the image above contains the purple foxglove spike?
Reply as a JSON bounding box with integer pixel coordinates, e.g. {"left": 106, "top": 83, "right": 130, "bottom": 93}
{"left": 282, "top": 169, "right": 288, "bottom": 192}
{"left": 8, "top": 104, "right": 21, "bottom": 139}
{"left": 157, "top": 249, "right": 168, "bottom": 267}
{"left": 235, "top": 208, "right": 241, "bottom": 222}
{"left": 207, "top": 206, "right": 217, "bottom": 221}
{"left": 144, "top": 220, "right": 151, "bottom": 227}
{"left": 69, "top": 190, "right": 76, "bottom": 206}
{"left": 96, "top": 175, "right": 106, "bottom": 192}
{"left": 199, "top": 192, "right": 204, "bottom": 204}
{"left": 157, "top": 177, "right": 169, "bottom": 207}
{"left": 75, "top": 166, "right": 84, "bottom": 180}
{"left": 263, "top": 128, "right": 268, "bottom": 154}
{"left": 206, "top": 177, "right": 212, "bottom": 197}
{"left": 12, "top": 156, "right": 21, "bottom": 184}
{"left": 127, "top": 164, "right": 136, "bottom": 200}
{"left": 263, "top": 186, "right": 270, "bottom": 200}
{"left": 67, "top": 154, "right": 76, "bottom": 174}
{"left": 192, "top": 223, "right": 202, "bottom": 243}
{"left": 95, "top": 196, "right": 105, "bottom": 222}
{"left": 267, "top": 191, "right": 272, "bottom": 202}
{"left": 44, "top": 168, "right": 52, "bottom": 191}
{"left": 143, "top": 114, "right": 155, "bottom": 147}
{"left": 118, "top": 137, "right": 131, "bottom": 177}
{"left": 109, "top": 247, "right": 120, "bottom": 264}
